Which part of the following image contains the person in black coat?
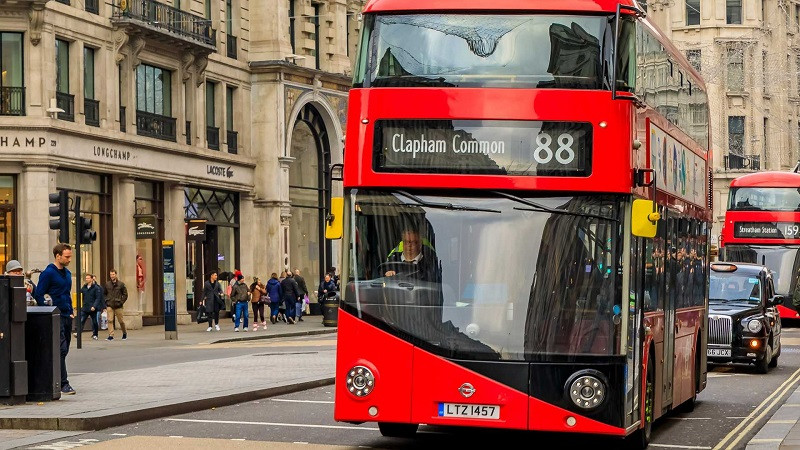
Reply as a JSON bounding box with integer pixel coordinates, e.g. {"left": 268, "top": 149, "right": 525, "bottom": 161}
{"left": 280, "top": 271, "right": 301, "bottom": 324}
{"left": 78, "top": 274, "right": 104, "bottom": 340}
{"left": 203, "top": 270, "right": 225, "bottom": 331}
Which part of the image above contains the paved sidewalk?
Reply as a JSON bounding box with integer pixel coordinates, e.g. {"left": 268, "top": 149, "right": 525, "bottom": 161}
{"left": 0, "top": 315, "right": 337, "bottom": 432}
{"left": 745, "top": 373, "right": 800, "bottom": 450}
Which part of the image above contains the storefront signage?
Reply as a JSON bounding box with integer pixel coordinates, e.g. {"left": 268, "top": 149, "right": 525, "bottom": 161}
{"left": 93, "top": 145, "right": 132, "bottom": 161}
{"left": 187, "top": 219, "right": 207, "bottom": 241}
{"left": 0, "top": 135, "right": 54, "bottom": 148}
{"left": 207, "top": 164, "right": 234, "bottom": 178}
{"left": 162, "top": 240, "right": 177, "bottom": 337}
{"left": 135, "top": 216, "right": 157, "bottom": 239}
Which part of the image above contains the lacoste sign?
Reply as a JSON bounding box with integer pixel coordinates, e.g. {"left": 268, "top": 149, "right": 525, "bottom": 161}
{"left": 186, "top": 219, "right": 206, "bottom": 242}
{"left": 207, "top": 164, "right": 234, "bottom": 179}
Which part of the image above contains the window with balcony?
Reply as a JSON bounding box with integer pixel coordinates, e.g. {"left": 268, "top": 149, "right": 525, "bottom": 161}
{"left": 0, "top": 32, "right": 24, "bottom": 116}
{"left": 728, "top": 116, "right": 745, "bottom": 155}
{"left": 136, "top": 64, "right": 175, "bottom": 141}
{"left": 226, "top": 85, "right": 237, "bottom": 154}
{"left": 686, "top": 0, "right": 700, "bottom": 26}
{"left": 727, "top": 47, "right": 744, "bottom": 92}
{"left": 56, "top": 39, "right": 74, "bottom": 121}
{"left": 727, "top": 0, "right": 742, "bottom": 24}
{"left": 226, "top": 0, "right": 237, "bottom": 59}
{"left": 84, "top": 47, "right": 99, "bottom": 127}
{"left": 206, "top": 81, "right": 219, "bottom": 150}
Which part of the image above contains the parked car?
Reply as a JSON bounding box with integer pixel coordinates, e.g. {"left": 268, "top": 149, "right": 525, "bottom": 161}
{"left": 708, "top": 262, "right": 783, "bottom": 373}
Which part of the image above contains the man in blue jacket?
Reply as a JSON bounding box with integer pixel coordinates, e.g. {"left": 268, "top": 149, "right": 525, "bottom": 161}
{"left": 34, "top": 243, "right": 75, "bottom": 395}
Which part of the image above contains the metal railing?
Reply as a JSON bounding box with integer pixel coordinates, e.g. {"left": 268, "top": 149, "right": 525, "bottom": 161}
{"left": 227, "top": 35, "right": 237, "bottom": 59}
{"left": 227, "top": 130, "right": 238, "bottom": 154}
{"left": 120, "top": 106, "right": 127, "bottom": 132}
{"left": 56, "top": 92, "right": 74, "bottom": 122}
{"left": 86, "top": 0, "right": 99, "bottom": 14}
{"left": 186, "top": 120, "right": 191, "bottom": 145}
{"left": 85, "top": 99, "right": 100, "bottom": 127}
{"left": 136, "top": 110, "right": 176, "bottom": 142}
{"left": 207, "top": 126, "right": 220, "bottom": 150}
{"left": 0, "top": 87, "right": 25, "bottom": 116}
{"left": 724, "top": 153, "right": 761, "bottom": 171}
{"left": 113, "top": 0, "right": 215, "bottom": 47}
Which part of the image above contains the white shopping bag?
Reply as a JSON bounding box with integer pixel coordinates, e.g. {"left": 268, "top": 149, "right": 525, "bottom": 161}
{"left": 99, "top": 310, "right": 108, "bottom": 330}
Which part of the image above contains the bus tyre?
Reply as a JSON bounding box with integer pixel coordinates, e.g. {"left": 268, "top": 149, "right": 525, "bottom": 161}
{"left": 627, "top": 356, "right": 655, "bottom": 449}
{"left": 756, "top": 343, "right": 772, "bottom": 374}
{"left": 378, "top": 422, "right": 419, "bottom": 438}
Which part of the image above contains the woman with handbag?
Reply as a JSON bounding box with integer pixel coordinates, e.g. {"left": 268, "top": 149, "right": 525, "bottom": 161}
{"left": 203, "top": 270, "right": 224, "bottom": 332}
{"left": 250, "top": 277, "right": 267, "bottom": 330}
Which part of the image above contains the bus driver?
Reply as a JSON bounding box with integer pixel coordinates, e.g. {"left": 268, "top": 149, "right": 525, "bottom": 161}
{"left": 384, "top": 227, "right": 440, "bottom": 282}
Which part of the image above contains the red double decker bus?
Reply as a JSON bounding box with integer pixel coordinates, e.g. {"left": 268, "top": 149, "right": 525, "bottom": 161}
{"left": 721, "top": 171, "right": 800, "bottom": 320}
{"left": 327, "top": 1, "right": 711, "bottom": 447}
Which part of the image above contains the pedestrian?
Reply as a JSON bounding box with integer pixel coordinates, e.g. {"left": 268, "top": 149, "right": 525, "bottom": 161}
{"left": 277, "top": 270, "right": 288, "bottom": 322}
{"left": 33, "top": 244, "right": 75, "bottom": 395}
{"left": 328, "top": 266, "right": 340, "bottom": 289}
{"left": 318, "top": 273, "right": 337, "bottom": 301}
{"left": 250, "top": 276, "right": 267, "bottom": 331}
{"left": 230, "top": 271, "right": 250, "bottom": 331}
{"left": 104, "top": 269, "right": 128, "bottom": 341}
{"left": 203, "top": 270, "right": 224, "bottom": 331}
{"left": 280, "top": 270, "right": 301, "bottom": 324}
{"left": 77, "top": 274, "right": 104, "bottom": 340}
{"left": 293, "top": 268, "right": 309, "bottom": 322}
{"left": 6, "top": 259, "right": 36, "bottom": 305}
{"left": 266, "top": 272, "right": 283, "bottom": 324}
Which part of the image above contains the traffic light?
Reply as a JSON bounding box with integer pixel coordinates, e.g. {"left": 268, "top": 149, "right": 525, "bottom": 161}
{"left": 48, "top": 191, "right": 69, "bottom": 243}
{"left": 76, "top": 214, "right": 97, "bottom": 245}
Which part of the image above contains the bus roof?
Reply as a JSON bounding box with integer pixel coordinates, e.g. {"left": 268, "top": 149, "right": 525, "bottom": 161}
{"left": 363, "top": 0, "right": 642, "bottom": 13}
{"left": 729, "top": 171, "right": 800, "bottom": 188}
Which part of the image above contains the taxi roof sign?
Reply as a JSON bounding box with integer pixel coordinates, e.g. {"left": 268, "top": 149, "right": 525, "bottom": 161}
{"left": 711, "top": 263, "right": 738, "bottom": 272}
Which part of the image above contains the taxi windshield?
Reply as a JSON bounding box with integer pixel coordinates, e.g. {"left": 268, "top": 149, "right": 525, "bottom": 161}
{"left": 709, "top": 271, "right": 762, "bottom": 304}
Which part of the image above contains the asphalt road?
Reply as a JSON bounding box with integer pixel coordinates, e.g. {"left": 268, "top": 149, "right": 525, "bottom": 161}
{"left": 18, "top": 328, "right": 800, "bottom": 450}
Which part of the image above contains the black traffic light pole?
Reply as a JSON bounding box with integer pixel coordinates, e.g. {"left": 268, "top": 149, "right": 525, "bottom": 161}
{"left": 74, "top": 196, "right": 83, "bottom": 350}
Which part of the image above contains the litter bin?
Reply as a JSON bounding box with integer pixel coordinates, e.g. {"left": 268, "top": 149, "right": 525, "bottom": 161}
{"left": 25, "top": 306, "right": 61, "bottom": 401}
{"left": 321, "top": 292, "right": 339, "bottom": 327}
{"left": 0, "top": 276, "right": 27, "bottom": 405}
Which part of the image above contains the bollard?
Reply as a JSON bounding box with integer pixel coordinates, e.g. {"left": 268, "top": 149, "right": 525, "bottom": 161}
{"left": 321, "top": 292, "right": 339, "bottom": 327}
{"left": 25, "top": 306, "right": 61, "bottom": 401}
{"left": 0, "top": 276, "right": 28, "bottom": 404}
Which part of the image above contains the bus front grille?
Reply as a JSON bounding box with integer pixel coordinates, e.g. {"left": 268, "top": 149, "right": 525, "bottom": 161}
{"left": 708, "top": 315, "right": 732, "bottom": 346}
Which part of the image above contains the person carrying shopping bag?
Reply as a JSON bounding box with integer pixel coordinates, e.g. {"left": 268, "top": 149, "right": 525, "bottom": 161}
{"left": 250, "top": 277, "right": 267, "bottom": 330}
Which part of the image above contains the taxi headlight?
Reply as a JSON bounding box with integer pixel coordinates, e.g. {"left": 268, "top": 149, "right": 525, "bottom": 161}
{"left": 746, "top": 320, "right": 763, "bottom": 333}
{"left": 346, "top": 365, "right": 375, "bottom": 398}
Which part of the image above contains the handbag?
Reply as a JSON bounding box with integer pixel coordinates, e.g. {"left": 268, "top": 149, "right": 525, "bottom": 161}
{"left": 303, "top": 294, "right": 310, "bottom": 304}
{"left": 99, "top": 310, "right": 108, "bottom": 330}
{"left": 197, "top": 304, "right": 209, "bottom": 324}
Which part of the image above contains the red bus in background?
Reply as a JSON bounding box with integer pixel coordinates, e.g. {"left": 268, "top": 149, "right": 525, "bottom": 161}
{"left": 721, "top": 171, "right": 800, "bottom": 320}
{"left": 329, "top": 1, "right": 711, "bottom": 448}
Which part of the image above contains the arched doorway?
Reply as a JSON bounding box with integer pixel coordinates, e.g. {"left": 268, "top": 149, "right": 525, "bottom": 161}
{"left": 288, "top": 103, "right": 332, "bottom": 284}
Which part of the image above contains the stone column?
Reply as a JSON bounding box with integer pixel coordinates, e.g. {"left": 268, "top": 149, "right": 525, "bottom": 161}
{"left": 327, "top": 0, "right": 351, "bottom": 74}
{"left": 19, "top": 164, "right": 57, "bottom": 273}
{"left": 239, "top": 193, "right": 255, "bottom": 278}
{"left": 113, "top": 176, "right": 141, "bottom": 329}
{"left": 165, "top": 183, "right": 191, "bottom": 325}
{"left": 250, "top": 0, "right": 293, "bottom": 60}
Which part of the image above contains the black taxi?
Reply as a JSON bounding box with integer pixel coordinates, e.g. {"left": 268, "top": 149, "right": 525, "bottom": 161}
{"left": 708, "top": 262, "right": 784, "bottom": 373}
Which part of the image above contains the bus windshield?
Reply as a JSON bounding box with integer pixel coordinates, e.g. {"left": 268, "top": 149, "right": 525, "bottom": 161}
{"left": 345, "top": 190, "right": 624, "bottom": 361}
{"left": 355, "top": 14, "right": 632, "bottom": 89}
{"left": 723, "top": 244, "right": 800, "bottom": 295}
{"left": 728, "top": 187, "right": 800, "bottom": 212}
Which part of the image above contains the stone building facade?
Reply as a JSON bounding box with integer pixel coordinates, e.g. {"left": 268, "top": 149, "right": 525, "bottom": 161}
{"left": 647, "top": 0, "right": 800, "bottom": 242}
{"left": 0, "top": 0, "right": 363, "bottom": 328}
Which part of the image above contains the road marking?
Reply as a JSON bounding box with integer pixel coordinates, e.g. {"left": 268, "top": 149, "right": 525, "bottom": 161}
{"left": 748, "top": 439, "right": 783, "bottom": 443}
{"left": 168, "top": 436, "right": 183, "bottom": 438}
{"left": 165, "top": 418, "right": 379, "bottom": 431}
{"left": 109, "top": 433, "right": 127, "bottom": 436}
{"left": 713, "top": 367, "right": 800, "bottom": 450}
{"left": 725, "top": 417, "right": 747, "bottom": 419}
{"left": 649, "top": 444, "right": 712, "bottom": 449}
{"left": 231, "top": 438, "right": 246, "bottom": 441}
{"left": 767, "top": 419, "right": 797, "bottom": 424}
{"left": 666, "top": 417, "right": 711, "bottom": 420}
{"left": 271, "top": 399, "right": 334, "bottom": 404}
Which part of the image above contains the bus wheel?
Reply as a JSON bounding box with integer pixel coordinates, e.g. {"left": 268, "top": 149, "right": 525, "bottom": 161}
{"left": 378, "top": 422, "right": 419, "bottom": 438}
{"left": 756, "top": 343, "right": 772, "bottom": 374}
{"left": 627, "top": 357, "right": 655, "bottom": 449}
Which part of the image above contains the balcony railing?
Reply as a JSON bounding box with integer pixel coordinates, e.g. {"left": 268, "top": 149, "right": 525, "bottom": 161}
{"left": 120, "top": 106, "right": 126, "bottom": 132}
{"left": 85, "top": 99, "right": 100, "bottom": 127}
{"left": 207, "top": 126, "right": 220, "bottom": 150}
{"left": 86, "top": 0, "right": 99, "bottom": 14}
{"left": 724, "top": 153, "right": 761, "bottom": 171}
{"left": 113, "top": 0, "right": 216, "bottom": 48}
{"left": 186, "top": 120, "right": 191, "bottom": 145}
{"left": 0, "top": 87, "right": 25, "bottom": 116}
{"left": 136, "top": 110, "right": 176, "bottom": 142}
{"left": 56, "top": 92, "right": 74, "bottom": 122}
{"left": 227, "top": 35, "right": 237, "bottom": 59}
{"left": 227, "top": 130, "right": 238, "bottom": 154}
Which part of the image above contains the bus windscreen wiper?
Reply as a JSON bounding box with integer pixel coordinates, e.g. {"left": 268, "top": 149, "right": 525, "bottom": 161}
{"left": 396, "top": 190, "right": 501, "bottom": 213}
{"left": 490, "top": 191, "right": 619, "bottom": 222}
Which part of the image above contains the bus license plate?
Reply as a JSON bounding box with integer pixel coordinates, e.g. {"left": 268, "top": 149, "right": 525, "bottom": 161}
{"left": 707, "top": 348, "right": 731, "bottom": 357}
{"left": 438, "top": 403, "right": 500, "bottom": 419}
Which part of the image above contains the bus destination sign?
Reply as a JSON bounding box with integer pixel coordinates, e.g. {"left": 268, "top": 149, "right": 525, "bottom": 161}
{"left": 373, "top": 120, "right": 592, "bottom": 176}
{"left": 734, "top": 222, "right": 800, "bottom": 239}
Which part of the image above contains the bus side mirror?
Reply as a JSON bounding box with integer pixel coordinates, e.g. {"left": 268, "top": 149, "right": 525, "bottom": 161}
{"left": 632, "top": 199, "right": 659, "bottom": 238}
{"left": 325, "top": 197, "right": 344, "bottom": 240}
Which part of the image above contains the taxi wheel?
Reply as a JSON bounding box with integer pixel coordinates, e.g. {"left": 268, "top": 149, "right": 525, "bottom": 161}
{"left": 756, "top": 343, "right": 772, "bottom": 374}
{"left": 378, "top": 422, "right": 419, "bottom": 438}
{"left": 769, "top": 354, "right": 779, "bottom": 368}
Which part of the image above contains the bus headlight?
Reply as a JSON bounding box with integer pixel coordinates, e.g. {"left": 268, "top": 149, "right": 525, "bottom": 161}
{"left": 746, "top": 320, "right": 763, "bottom": 333}
{"left": 346, "top": 366, "right": 375, "bottom": 397}
{"left": 566, "top": 371, "right": 606, "bottom": 410}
